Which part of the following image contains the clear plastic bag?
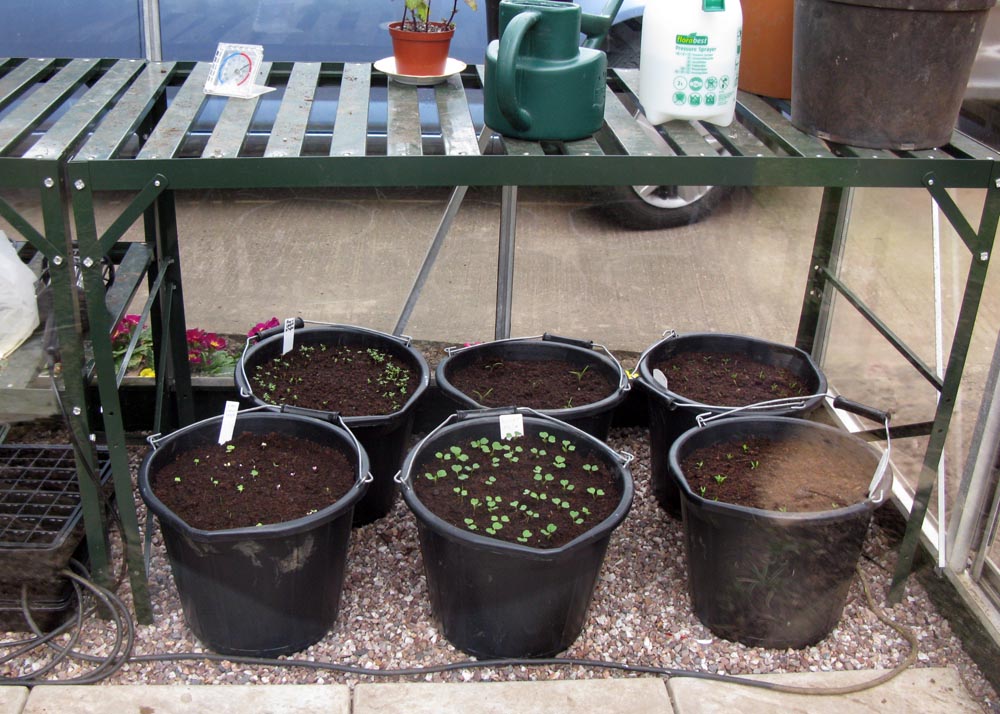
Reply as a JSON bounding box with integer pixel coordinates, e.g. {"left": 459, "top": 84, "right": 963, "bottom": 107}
{"left": 0, "top": 231, "right": 40, "bottom": 359}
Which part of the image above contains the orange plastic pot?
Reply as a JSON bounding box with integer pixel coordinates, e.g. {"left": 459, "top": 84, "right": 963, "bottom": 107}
{"left": 389, "top": 22, "right": 455, "bottom": 76}
{"left": 738, "top": 0, "right": 794, "bottom": 99}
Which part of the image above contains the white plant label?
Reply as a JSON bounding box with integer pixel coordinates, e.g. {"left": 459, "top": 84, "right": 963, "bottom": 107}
{"left": 499, "top": 413, "right": 524, "bottom": 440}
{"left": 204, "top": 43, "right": 274, "bottom": 98}
{"left": 217, "top": 400, "right": 240, "bottom": 444}
{"left": 282, "top": 317, "right": 296, "bottom": 355}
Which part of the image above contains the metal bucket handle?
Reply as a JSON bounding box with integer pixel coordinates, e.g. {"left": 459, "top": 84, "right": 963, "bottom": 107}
{"left": 831, "top": 396, "right": 892, "bottom": 504}
{"left": 443, "top": 333, "right": 629, "bottom": 392}
{"left": 394, "top": 405, "right": 633, "bottom": 485}
{"left": 239, "top": 318, "right": 414, "bottom": 399}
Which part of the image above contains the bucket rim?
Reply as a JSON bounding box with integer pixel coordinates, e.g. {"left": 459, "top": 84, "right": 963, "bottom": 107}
{"left": 399, "top": 413, "right": 634, "bottom": 558}
{"left": 667, "top": 415, "right": 890, "bottom": 522}
{"left": 235, "top": 324, "right": 431, "bottom": 426}
{"left": 635, "top": 331, "right": 828, "bottom": 413}
{"left": 805, "top": 0, "right": 996, "bottom": 13}
{"left": 436, "top": 336, "right": 629, "bottom": 420}
{"left": 139, "top": 412, "right": 370, "bottom": 542}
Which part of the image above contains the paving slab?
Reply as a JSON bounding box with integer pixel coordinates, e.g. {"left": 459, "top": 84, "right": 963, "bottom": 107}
{"left": 669, "top": 667, "right": 981, "bottom": 714}
{"left": 23, "top": 684, "right": 350, "bottom": 714}
{"left": 0, "top": 688, "right": 28, "bottom": 714}
{"left": 354, "top": 677, "right": 672, "bottom": 714}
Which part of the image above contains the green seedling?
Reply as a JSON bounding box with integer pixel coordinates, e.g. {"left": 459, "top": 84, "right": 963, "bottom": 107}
{"left": 516, "top": 529, "right": 533, "bottom": 544}
{"left": 582, "top": 463, "right": 598, "bottom": 474}
{"left": 424, "top": 469, "right": 447, "bottom": 483}
{"left": 472, "top": 388, "right": 493, "bottom": 402}
{"left": 750, "top": 460, "right": 760, "bottom": 470}
{"left": 559, "top": 479, "right": 575, "bottom": 491}
{"left": 553, "top": 455, "right": 567, "bottom": 469}
{"left": 561, "top": 440, "right": 576, "bottom": 453}
{"left": 237, "top": 484, "right": 245, "bottom": 493}
{"left": 541, "top": 523, "right": 557, "bottom": 539}
{"left": 699, "top": 486, "right": 707, "bottom": 497}
{"left": 586, "top": 486, "right": 605, "bottom": 499}
{"left": 469, "top": 497, "right": 481, "bottom": 511}
{"left": 173, "top": 476, "right": 182, "bottom": 483}
{"left": 713, "top": 474, "right": 727, "bottom": 485}
{"left": 568, "top": 365, "right": 589, "bottom": 381}
{"left": 464, "top": 518, "right": 478, "bottom": 531}
{"left": 538, "top": 431, "right": 557, "bottom": 445}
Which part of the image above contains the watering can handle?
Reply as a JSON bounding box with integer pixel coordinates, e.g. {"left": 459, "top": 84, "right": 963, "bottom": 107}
{"left": 497, "top": 10, "right": 540, "bottom": 132}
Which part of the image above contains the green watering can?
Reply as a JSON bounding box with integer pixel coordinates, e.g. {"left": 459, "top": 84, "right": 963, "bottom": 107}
{"left": 484, "top": 0, "right": 624, "bottom": 141}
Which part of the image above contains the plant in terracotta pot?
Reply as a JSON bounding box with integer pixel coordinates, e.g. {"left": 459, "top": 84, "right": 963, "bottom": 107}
{"left": 390, "top": 0, "right": 478, "bottom": 75}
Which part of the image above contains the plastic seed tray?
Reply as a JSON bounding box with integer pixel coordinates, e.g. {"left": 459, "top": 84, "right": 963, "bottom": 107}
{"left": 0, "top": 444, "right": 109, "bottom": 631}
{"left": 0, "top": 444, "right": 109, "bottom": 572}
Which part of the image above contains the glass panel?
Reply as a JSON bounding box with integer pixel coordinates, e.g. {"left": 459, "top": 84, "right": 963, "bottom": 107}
{"left": 0, "top": 0, "right": 142, "bottom": 58}
{"left": 159, "top": 0, "right": 489, "bottom": 64}
{"left": 821, "top": 187, "right": 1000, "bottom": 540}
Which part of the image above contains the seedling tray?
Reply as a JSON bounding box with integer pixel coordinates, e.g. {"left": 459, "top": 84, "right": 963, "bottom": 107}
{"left": 0, "top": 444, "right": 109, "bottom": 580}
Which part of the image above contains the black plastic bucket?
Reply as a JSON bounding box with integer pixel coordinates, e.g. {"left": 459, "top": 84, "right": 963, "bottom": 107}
{"left": 637, "top": 332, "right": 826, "bottom": 517}
{"left": 435, "top": 334, "right": 629, "bottom": 441}
{"left": 399, "top": 410, "right": 634, "bottom": 658}
{"left": 235, "top": 323, "right": 429, "bottom": 526}
{"left": 139, "top": 411, "right": 369, "bottom": 656}
{"left": 791, "top": 0, "right": 996, "bottom": 149}
{"left": 668, "top": 415, "right": 890, "bottom": 649}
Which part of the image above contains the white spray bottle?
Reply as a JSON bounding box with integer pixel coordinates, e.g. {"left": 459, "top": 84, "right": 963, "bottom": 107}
{"left": 639, "top": 0, "right": 743, "bottom": 126}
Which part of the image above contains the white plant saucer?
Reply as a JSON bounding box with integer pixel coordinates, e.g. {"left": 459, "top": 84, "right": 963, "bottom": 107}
{"left": 373, "top": 57, "right": 467, "bottom": 86}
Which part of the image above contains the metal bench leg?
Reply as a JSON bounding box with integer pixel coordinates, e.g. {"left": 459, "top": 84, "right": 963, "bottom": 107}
{"left": 495, "top": 185, "right": 518, "bottom": 340}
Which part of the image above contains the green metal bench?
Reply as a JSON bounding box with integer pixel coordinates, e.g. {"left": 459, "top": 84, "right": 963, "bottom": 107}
{"left": 1, "top": 56, "right": 997, "bottom": 620}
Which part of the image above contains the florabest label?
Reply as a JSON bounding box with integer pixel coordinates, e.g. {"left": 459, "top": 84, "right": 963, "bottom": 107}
{"left": 669, "top": 29, "right": 736, "bottom": 110}
{"left": 676, "top": 33, "right": 709, "bottom": 46}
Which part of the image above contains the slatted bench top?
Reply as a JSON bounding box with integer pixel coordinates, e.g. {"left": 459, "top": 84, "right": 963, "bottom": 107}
{"left": 1, "top": 58, "right": 995, "bottom": 193}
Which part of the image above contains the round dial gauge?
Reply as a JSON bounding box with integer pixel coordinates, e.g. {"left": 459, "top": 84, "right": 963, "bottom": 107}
{"left": 216, "top": 51, "right": 254, "bottom": 87}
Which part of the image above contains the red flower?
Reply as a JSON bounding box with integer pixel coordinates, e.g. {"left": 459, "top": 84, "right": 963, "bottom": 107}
{"left": 205, "top": 334, "right": 227, "bottom": 350}
{"left": 248, "top": 317, "right": 280, "bottom": 337}
{"left": 188, "top": 350, "right": 203, "bottom": 365}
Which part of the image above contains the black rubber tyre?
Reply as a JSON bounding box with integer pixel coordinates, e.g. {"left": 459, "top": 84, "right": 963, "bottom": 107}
{"left": 599, "top": 184, "right": 733, "bottom": 230}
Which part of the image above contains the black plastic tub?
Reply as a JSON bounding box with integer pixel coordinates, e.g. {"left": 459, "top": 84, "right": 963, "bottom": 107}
{"left": 399, "top": 409, "right": 634, "bottom": 658}
{"left": 668, "top": 415, "right": 890, "bottom": 649}
{"left": 636, "top": 332, "right": 826, "bottom": 517}
{"left": 435, "top": 334, "right": 629, "bottom": 441}
{"left": 138, "top": 411, "right": 369, "bottom": 657}
{"left": 235, "top": 322, "right": 429, "bottom": 526}
{"left": 791, "top": 0, "right": 995, "bottom": 149}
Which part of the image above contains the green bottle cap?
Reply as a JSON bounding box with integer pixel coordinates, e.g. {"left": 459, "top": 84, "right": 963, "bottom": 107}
{"left": 703, "top": 0, "right": 725, "bottom": 10}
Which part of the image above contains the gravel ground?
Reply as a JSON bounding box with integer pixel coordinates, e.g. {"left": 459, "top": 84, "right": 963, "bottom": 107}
{"left": 1, "top": 425, "right": 998, "bottom": 711}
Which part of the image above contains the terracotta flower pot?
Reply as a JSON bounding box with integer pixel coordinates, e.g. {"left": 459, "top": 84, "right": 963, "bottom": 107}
{"left": 389, "top": 21, "right": 455, "bottom": 76}
{"left": 738, "top": 0, "right": 794, "bottom": 99}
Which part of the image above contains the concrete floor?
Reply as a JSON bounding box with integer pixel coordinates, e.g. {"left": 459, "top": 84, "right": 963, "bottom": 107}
{"left": 4, "top": 669, "right": 987, "bottom": 713}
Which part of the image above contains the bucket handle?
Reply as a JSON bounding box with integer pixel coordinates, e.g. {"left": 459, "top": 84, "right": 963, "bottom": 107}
{"left": 146, "top": 404, "right": 273, "bottom": 449}
{"left": 394, "top": 406, "right": 632, "bottom": 486}
{"left": 444, "top": 333, "right": 630, "bottom": 392}
{"left": 147, "top": 405, "right": 372, "bottom": 485}
{"left": 238, "top": 319, "right": 414, "bottom": 399}
{"left": 832, "top": 396, "right": 892, "bottom": 504}
{"left": 634, "top": 329, "right": 678, "bottom": 374}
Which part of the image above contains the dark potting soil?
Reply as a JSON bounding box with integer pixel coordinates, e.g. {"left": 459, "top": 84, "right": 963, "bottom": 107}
{"left": 251, "top": 344, "right": 415, "bottom": 415}
{"left": 654, "top": 351, "right": 809, "bottom": 406}
{"left": 152, "top": 431, "right": 356, "bottom": 530}
{"left": 680, "top": 434, "right": 874, "bottom": 512}
{"left": 413, "top": 431, "right": 620, "bottom": 548}
{"left": 447, "top": 357, "right": 615, "bottom": 410}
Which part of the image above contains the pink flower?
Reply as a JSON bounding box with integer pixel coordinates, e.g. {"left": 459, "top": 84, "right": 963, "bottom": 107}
{"left": 248, "top": 317, "right": 280, "bottom": 337}
{"left": 188, "top": 350, "right": 203, "bottom": 365}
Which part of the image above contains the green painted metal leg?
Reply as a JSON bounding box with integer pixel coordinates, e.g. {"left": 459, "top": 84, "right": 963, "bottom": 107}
{"left": 70, "top": 167, "right": 154, "bottom": 624}
{"left": 795, "top": 187, "right": 849, "bottom": 354}
{"left": 890, "top": 171, "right": 1000, "bottom": 602}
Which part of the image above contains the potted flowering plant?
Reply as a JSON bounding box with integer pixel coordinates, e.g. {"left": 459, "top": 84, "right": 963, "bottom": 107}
{"left": 389, "top": 0, "right": 478, "bottom": 76}
{"left": 111, "top": 314, "right": 238, "bottom": 378}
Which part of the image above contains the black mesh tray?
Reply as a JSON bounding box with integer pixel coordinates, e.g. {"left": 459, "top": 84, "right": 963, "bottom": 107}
{"left": 0, "top": 444, "right": 110, "bottom": 581}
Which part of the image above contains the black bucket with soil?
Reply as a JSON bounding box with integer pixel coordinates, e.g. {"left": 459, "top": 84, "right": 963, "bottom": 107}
{"left": 791, "top": 0, "right": 996, "bottom": 149}
{"left": 668, "top": 409, "right": 891, "bottom": 648}
{"left": 399, "top": 408, "right": 634, "bottom": 657}
{"left": 139, "top": 410, "right": 369, "bottom": 656}
{"left": 435, "top": 334, "right": 629, "bottom": 441}
{"left": 235, "top": 321, "right": 430, "bottom": 525}
{"left": 636, "top": 332, "right": 827, "bottom": 517}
